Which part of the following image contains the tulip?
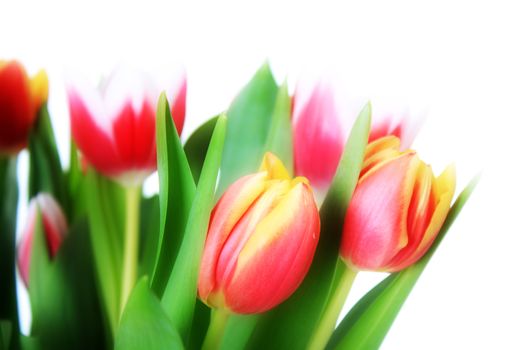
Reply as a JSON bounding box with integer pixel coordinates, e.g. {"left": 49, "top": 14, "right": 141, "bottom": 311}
{"left": 198, "top": 152, "right": 320, "bottom": 314}
{"left": 67, "top": 67, "right": 186, "bottom": 185}
{"left": 340, "top": 136, "right": 456, "bottom": 272}
{"left": 0, "top": 60, "right": 48, "bottom": 155}
{"left": 17, "top": 193, "right": 68, "bottom": 286}
{"left": 292, "top": 80, "right": 415, "bottom": 190}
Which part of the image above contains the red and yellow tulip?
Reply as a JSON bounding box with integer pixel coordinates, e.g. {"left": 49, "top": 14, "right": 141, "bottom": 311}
{"left": 0, "top": 60, "right": 48, "bottom": 155}
{"left": 17, "top": 193, "right": 68, "bottom": 286}
{"left": 198, "top": 153, "right": 320, "bottom": 314}
{"left": 340, "top": 136, "right": 456, "bottom": 272}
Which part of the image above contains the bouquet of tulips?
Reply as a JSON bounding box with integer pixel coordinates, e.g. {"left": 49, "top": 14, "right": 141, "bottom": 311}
{"left": 0, "top": 60, "right": 478, "bottom": 350}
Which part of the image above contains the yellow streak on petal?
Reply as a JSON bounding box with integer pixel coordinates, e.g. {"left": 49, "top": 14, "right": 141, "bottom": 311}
{"left": 30, "top": 69, "right": 49, "bottom": 109}
{"left": 234, "top": 181, "right": 305, "bottom": 277}
{"left": 365, "top": 135, "right": 401, "bottom": 159}
{"left": 0, "top": 60, "right": 6, "bottom": 71}
{"left": 259, "top": 152, "right": 290, "bottom": 180}
{"left": 412, "top": 163, "right": 456, "bottom": 256}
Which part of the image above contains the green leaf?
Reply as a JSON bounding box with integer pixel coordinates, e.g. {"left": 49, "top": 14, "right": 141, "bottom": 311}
{"left": 264, "top": 81, "right": 293, "bottom": 173}
{"left": 151, "top": 93, "right": 196, "bottom": 296}
{"left": 29, "top": 216, "right": 106, "bottom": 348}
{"left": 217, "top": 62, "right": 278, "bottom": 195}
{"left": 0, "top": 157, "right": 19, "bottom": 347}
{"left": 0, "top": 320, "right": 12, "bottom": 350}
{"left": 184, "top": 116, "right": 219, "bottom": 183}
{"left": 138, "top": 195, "right": 160, "bottom": 279}
{"left": 28, "top": 105, "right": 67, "bottom": 210}
{"left": 248, "top": 103, "right": 371, "bottom": 349}
{"left": 84, "top": 171, "right": 126, "bottom": 336}
{"left": 161, "top": 115, "right": 227, "bottom": 343}
{"left": 327, "top": 175, "right": 480, "bottom": 350}
{"left": 115, "top": 278, "right": 184, "bottom": 350}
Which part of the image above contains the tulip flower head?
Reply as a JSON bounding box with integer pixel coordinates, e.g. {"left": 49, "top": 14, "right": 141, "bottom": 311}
{"left": 292, "top": 80, "right": 417, "bottom": 191}
{"left": 0, "top": 60, "right": 48, "bottom": 155}
{"left": 17, "top": 193, "right": 68, "bottom": 286}
{"left": 340, "top": 136, "right": 456, "bottom": 272}
{"left": 68, "top": 67, "right": 186, "bottom": 185}
{"left": 198, "top": 153, "right": 320, "bottom": 314}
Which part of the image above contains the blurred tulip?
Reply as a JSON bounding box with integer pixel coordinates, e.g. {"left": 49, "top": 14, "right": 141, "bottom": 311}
{"left": 0, "top": 60, "right": 48, "bottom": 155}
{"left": 198, "top": 153, "right": 320, "bottom": 314}
{"left": 292, "top": 80, "right": 416, "bottom": 190}
{"left": 17, "top": 193, "right": 67, "bottom": 286}
{"left": 340, "top": 136, "right": 456, "bottom": 272}
{"left": 68, "top": 67, "right": 186, "bottom": 185}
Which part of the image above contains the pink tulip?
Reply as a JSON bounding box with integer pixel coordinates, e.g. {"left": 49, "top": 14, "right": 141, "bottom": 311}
{"left": 292, "top": 80, "right": 416, "bottom": 190}
{"left": 17, "top": 194, "right": 68, "bottom": 286}
{"left": 340, "top": 136, "right": 456, "bottom": 272}
{"left": 68, "top": 67, "right": 186, "bottom": 185}
{"left": 198, "top": 153, "right": 320, "bottom": 314}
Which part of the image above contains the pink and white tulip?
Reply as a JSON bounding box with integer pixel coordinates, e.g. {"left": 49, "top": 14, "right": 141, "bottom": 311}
{"left": 68, "top": 67, "right": 186, "bottom": 185}
{"left": 17, "top": 193, "right": 68, "bottom": 286}
{"left": 292, "top": 80, "right": 417, "bottom": 190}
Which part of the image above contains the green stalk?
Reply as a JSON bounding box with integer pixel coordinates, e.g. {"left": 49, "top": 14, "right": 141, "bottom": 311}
{"left": 120, "top": 185, "right": 141, "bottom": 315}
{"left": 202, "top": 309, "right": 230, "bottom": 350}
{"left": 307, "top": 266, "right": 358, "bottom": 350}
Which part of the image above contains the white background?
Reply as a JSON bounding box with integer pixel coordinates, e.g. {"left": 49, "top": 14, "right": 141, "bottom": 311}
{"left": 2, "top": 0, "right": 524, "bottom": 348}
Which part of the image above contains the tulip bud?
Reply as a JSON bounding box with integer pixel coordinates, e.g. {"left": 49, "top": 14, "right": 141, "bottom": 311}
{"left": 17, "top": 194, "right": 67, "bottom": 286}
{"left": 340, "top": 136, "right": 456, "bottom": 272}
{"left": 0, "top": 60, "right": 48, "bottom": 155}
{"left": 67, "top": 67, "right": 186, "bottom": 185}
{"left": 198, "top": 153, "right": 320, "bottom": 314}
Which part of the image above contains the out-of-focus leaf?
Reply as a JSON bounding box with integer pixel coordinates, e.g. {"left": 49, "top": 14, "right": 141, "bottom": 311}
{"left": 327, "top": 175, "right": 480, "bottom": 350}
{"left": 66, "top": 141, "right": 85, "bottom": 222}
{"left": 264, "top": 81, "right": 293, "bottom": 173}
{"left": 84, "top": 171, "right": 126, "bottom": 336}
{"left": 0, "top": 320, "right": 11, "bottom": 350}
{"left": 28, "top": 105, "right": 67, "bottom": 211}
{"left": 138, "top": 195, "right": 160, "bottom": 279}
{"left": 29, "top": 216, "right": 106, "bottom": 348}
{"left": 248, "top": 103, "right": 371, "bottom": 349}
{"left": 188, "top": 300, "right": 211, "bottom": 350}
{"left": 217, "top": 62, "right": 278, "bottom": 195}
{"left": 115, "top": 278, "right": 183, "bottom": 350}
{"left": 151, "top": 93, "right": 196, "bottom": 296}
{"left": 161, "top": 115, "right": 227, "bottom": 344}
{"left": 0, "top": 157, "right": 19, "bottom": 348}
{"left": 184, "top": 116, "right": 219, "bottom": 183}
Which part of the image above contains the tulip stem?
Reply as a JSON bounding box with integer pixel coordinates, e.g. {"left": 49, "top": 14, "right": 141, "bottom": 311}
{"left": 202, "top": 308, "right": 230, "bottom": 350}
{"left": 120, "top": 185, "right": 141, "bottom": 316}
{"left": 307, "top": 264, "right": 358, "bottom": 350}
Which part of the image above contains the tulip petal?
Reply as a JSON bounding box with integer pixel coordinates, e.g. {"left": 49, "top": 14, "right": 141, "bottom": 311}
{"left": 259, "top": 152, "right": 290, "bottom": 180}
{"left": 170, "top": 75, "right": 186, "bottom": 135}
{"left": 341, "top": 153, "right": 420, "bottom": 270}
{"left": 69, "top": 91, "right": 121, "bottom": 176}
{"left": 30, "top": 69, "right": 49, "bottom": 111}
{"left": 0, "top": 61, "right": 34, "bottom": 152}
{"left": 198, "top": 173, "right": 267, "bottom": 302}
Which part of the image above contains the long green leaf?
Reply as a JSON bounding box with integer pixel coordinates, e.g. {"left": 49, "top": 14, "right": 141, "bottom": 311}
{"left": 264, "top": 81, "right": 293, "bottom": 173}
{"left": 248, "top": 103, "right": 371, "bottom": 349}
{"left": 161, "top": 115, "right": 227, "bottom": 344}
{"left": 138, "top": 195, "right": 160, "bottom": 279}
{"left": 184, "top": 116, "right": 219, "bottom": 183}
{"left": 217, "top": 62, "right": 278, "bottom": 195}
{"left": 28, "top": 105, "right": 67, "bottom": 211}
{"left": 115, "top": 278, "right": 184, "bottom": 350}
{"left": 0, "top": 320, "right": 11, "bottom": 350}
{"left": 0, "top": 157, "right": 19, "bottom": 349}
{"left": 29, "top": 216, "right": 106, "bottom": 348}
{"left": 151, "top": 93, "right": 196, "bottom": 296}
{"left": 327, "top": 175, "right": 480, "bottom": 350}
